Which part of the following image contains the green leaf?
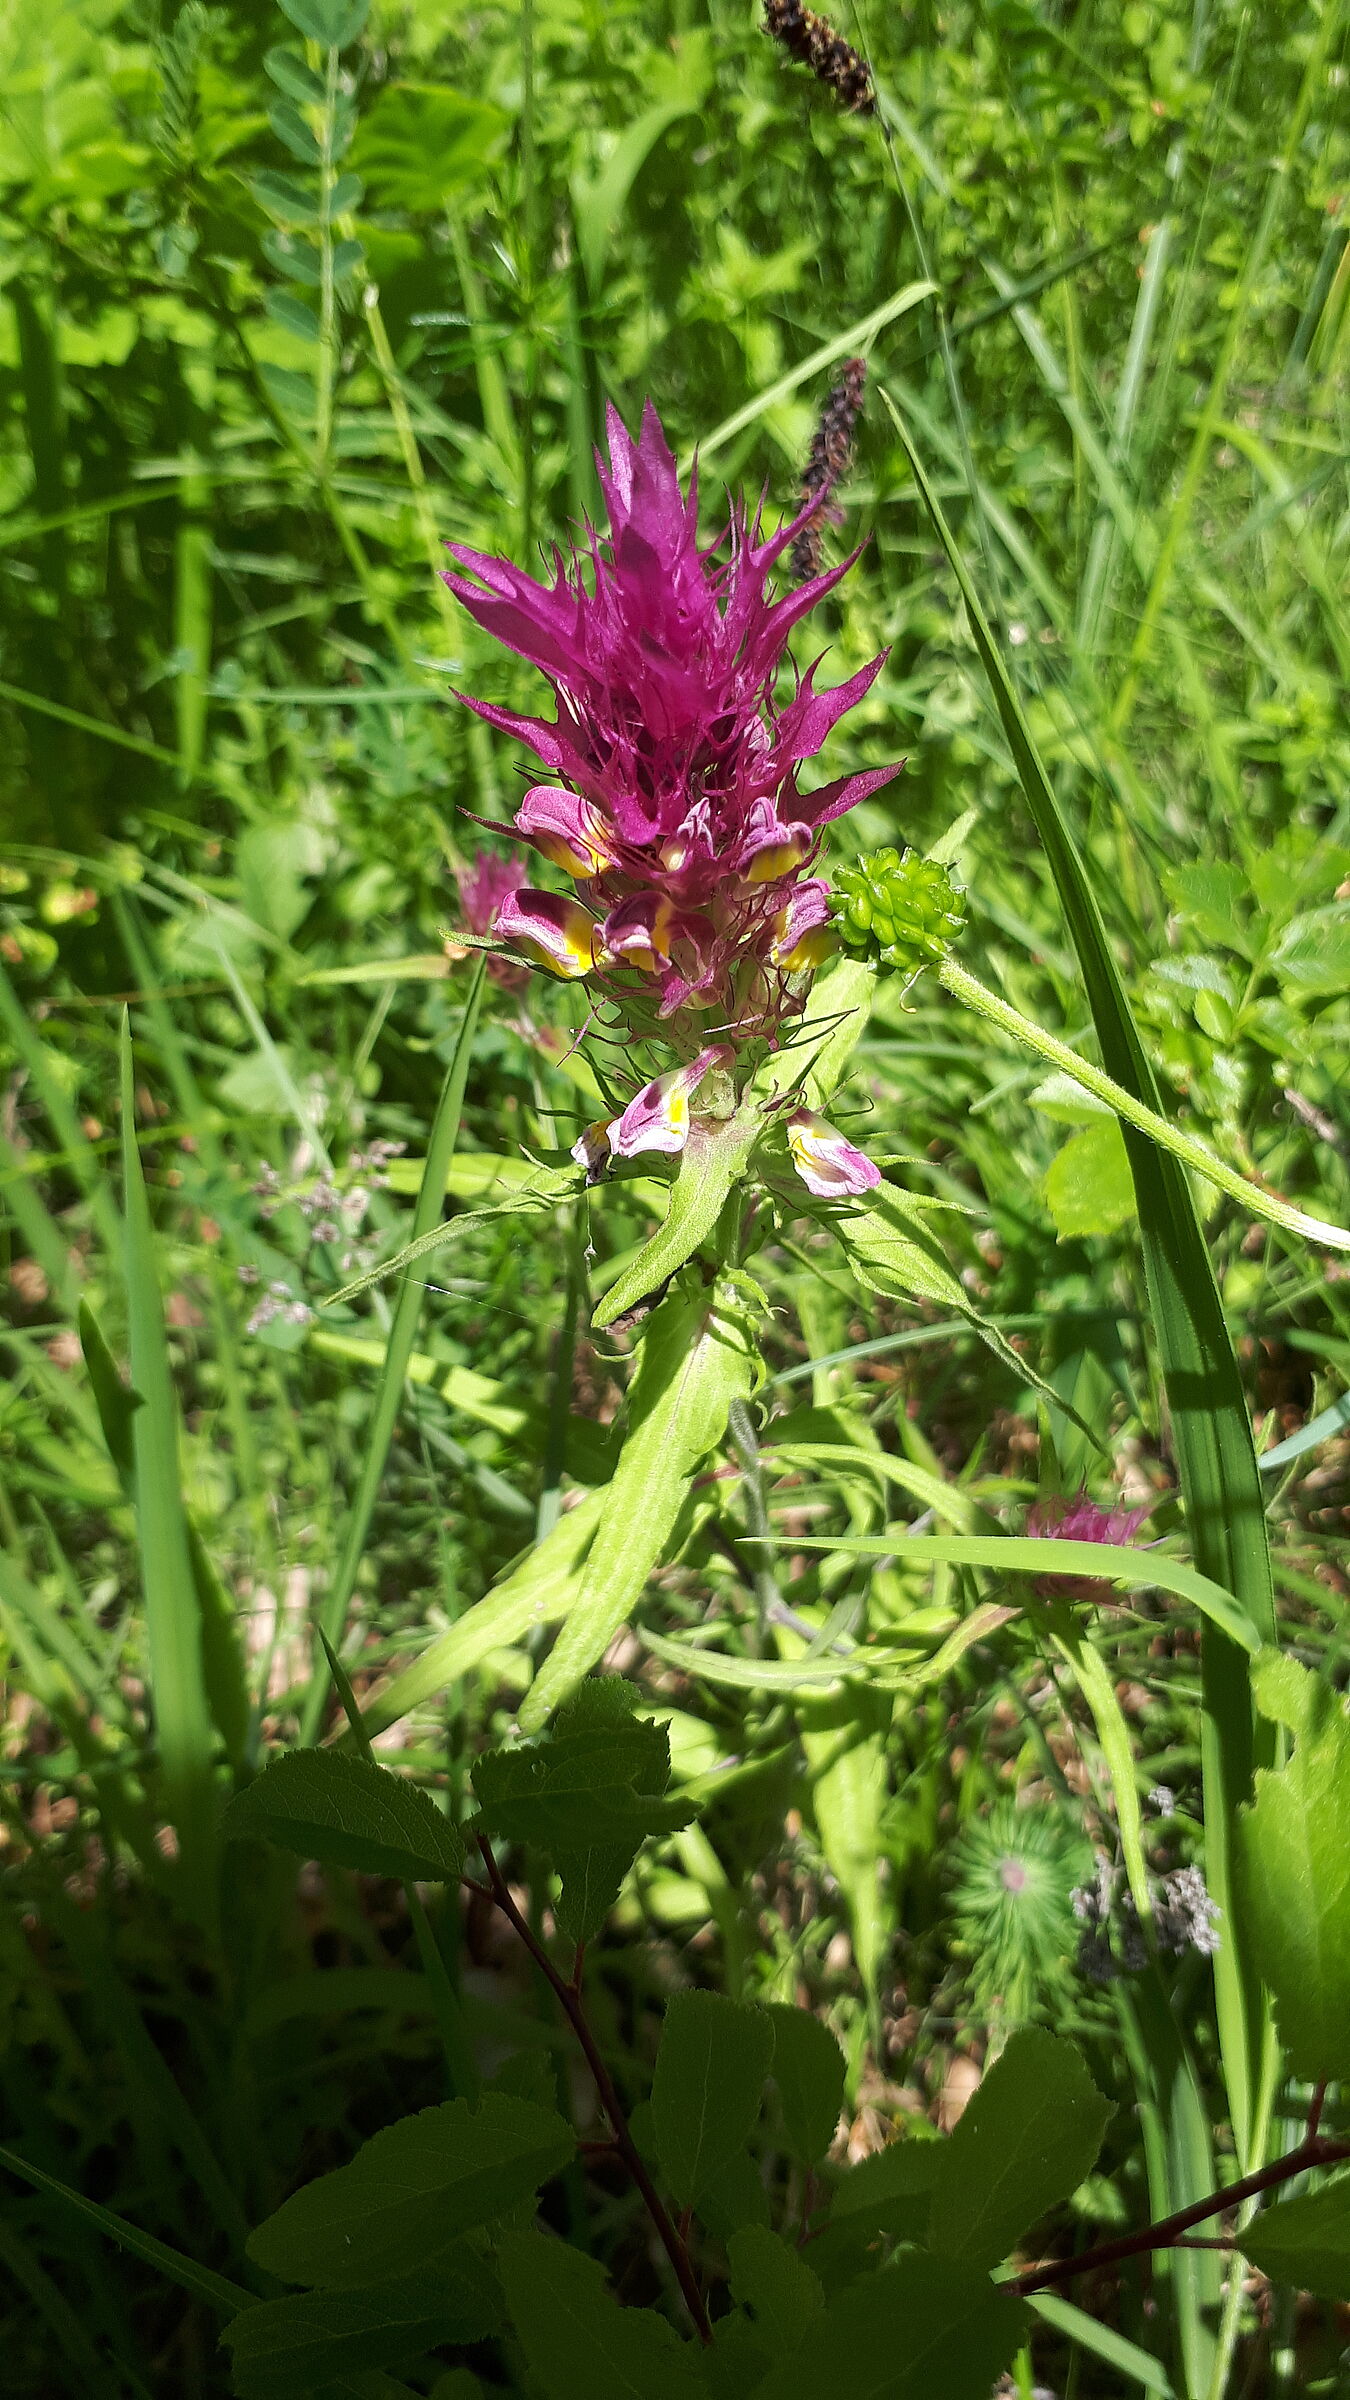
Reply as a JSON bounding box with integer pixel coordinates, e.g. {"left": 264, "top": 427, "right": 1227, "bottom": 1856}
{"left": 830, "top": 2136, "right": 943, "bottom": 2241}
{"left": 591, "top": 1117, "right": 755, "bottom": 1331}
{"left": 323, "top": 1176, "right": 579, "bottom": 1310}
{"left": 264, "top": 289, "right": 321, "bottom": 343}
{"left": 833, "top": 1183, "right": 1092, "bottom": 1432}
{"left": 471, "top": 1719, "right": 691, "bottom": 1856}
{"left": 222, "top": 2257, "right": 497, "bottom": 2398}
{"left": 350, "top": 85, "right": 508, "bottom": 214}
{"left": 1241, "top": 2167, "right": 1350, "bottom": 2301}
{"left": 748, "top": 2250, "right": 1026, "bottom": 2400}
{"left": 225, "top": 1751, "right": 465, "bottom": 1884}
{"left": 247, "top": 2095, "right": 574, "bottom": 2287}
{"left": 547, "top": 1681, "right": 682, "bottom": 1944}
{"left": 497, "top": 2232, "right": 705, "bottom": 2400}
{"left": 1238, "top": 1652, "right": 1350, "bottom": 2081}
{"left": 276, "top": 0, "right": 369, "bottom": 48}
{"left": 727, "top": 2227, "right": 822, "bottom": 2358}
{"left": 764, "top": 2004, "right": 846, "bottom": 2163}
{"left": 927, "top": 2028, "right": 1111, "bottom": 2269}
{"left": 119, "top": 1019, "right": 215, "bottom": 1896}
{"left": 352, "top": 1488, "right": 606, "bottom": 1743}
{"left": 252, "top": 169, "right": 322, "bottom": 226}
{"left": 1043, "top": 1118, "right": 1136, "bottom": 1239}
{"left": 264, "top": 45, "right": 326, "bottom": 104}
{"left": 650, "top": 1991, "right": 774, "bottom": 2207}
{"left": 520, "top": 1278, "right": 758, "bottom": 1727}
{"left": 754, "top": 955, "right": 877, "bottom": 1115}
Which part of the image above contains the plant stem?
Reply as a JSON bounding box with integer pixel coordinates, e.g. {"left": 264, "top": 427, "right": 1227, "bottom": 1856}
{"left": 1010, "top": 2131, "right": 1350, "bottom": 2296}
{"left": 472, "top": 1835, "right": 712, "bottom": 2342}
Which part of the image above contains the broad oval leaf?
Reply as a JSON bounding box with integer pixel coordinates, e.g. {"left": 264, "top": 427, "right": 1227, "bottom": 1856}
{"left": 927, "top": 2027, "right": 1111, "bottom": 2269}
{"left": 225, "top": 1750, "right": 465, "bottom": 1883}
{"left": 247, "top": 2093, "right": 575, "bottom": 2286}
{"left": 222, "top": 2253, "right": 498, "bottom": 2398}
{"left": 651, "top": 1990, "right": 774, "bottom": 2208}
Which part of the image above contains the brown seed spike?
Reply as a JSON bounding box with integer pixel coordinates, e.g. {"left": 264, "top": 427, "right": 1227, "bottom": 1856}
{"left": 790, "top": 356, "right": 867, "bottom": 584}
{"left": 763, "top": 0, "right": 876, "bottom": 117}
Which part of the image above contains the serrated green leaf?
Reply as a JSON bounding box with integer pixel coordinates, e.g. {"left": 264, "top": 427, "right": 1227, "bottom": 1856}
{"left": 497, "top": 2232, "right": 704, "bottom": 2400}
{"left": 749, "top": 2250, "right": 1026, "bottom": 2400}
{"left": 1238, "top": 1653, "right": 1350, "bottom": 2080}
{"left": 764, "top": 2004, "right": 846, "bottom": 2163}
{"left": 651, "top": 1991, "right": 774, "bottom": 2207}
{"left": 830, "top": 2136, "right": 943, "bottom": 2242}
{"left": 225, "top": 1751, "right": 465, "bottom": 1883}
{"left": 727, "top": 2226, "right": 822, "bottom": 2358}
{"left": 470, "top": 1726, "right": 691, "bottom": 1853}
{"left": 1240, "top": 2167, "right": 1350, "bottom": 2300}
{"left": 247, "top": 2095, "right": 574, "bottom": 2286}
{"left": 222, "top": 2255, "right": 497, "bottom": 2397}
{"left": 927, "top": 2028, "right": 1111, "bottom": 2268}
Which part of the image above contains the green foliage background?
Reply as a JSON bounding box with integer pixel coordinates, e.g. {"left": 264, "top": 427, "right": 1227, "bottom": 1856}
{"left": 0, "top": 0, "right": 1348, "bottom": 2393}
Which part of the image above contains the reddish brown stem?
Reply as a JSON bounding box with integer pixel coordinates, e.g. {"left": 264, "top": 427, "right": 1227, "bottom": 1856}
{"left": 473, "top": 1836, "right": 713, "bottom": 2343}
{"left": 1010, "top": 2133, "right": 1350, "bottom": 2296}
{"left": 1307, "top": 2081, "right": 1328, "bottom": 2140}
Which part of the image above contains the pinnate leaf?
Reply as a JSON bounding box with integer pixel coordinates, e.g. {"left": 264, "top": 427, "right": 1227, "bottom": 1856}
{"left": 927, "top": 2028, "right": 1110, "bottom": 2268}
{"left": 1238, "top": 1650, "right": 1350, "bottom": 2080}
{"left": 222, "top": 2256, "right": 497, "bottom": 2397}
{"left": 651, "top": 1991, "right": 774, "bottom": 2207}
{"left": 497, "top": 2231, "right": 704, "bottom": 2400}
{"left": 247, "top": 2095, "right": 573, "bottom": 2286}
{"left": 225, "top": 1749, "right": 464, "bottom": 1884}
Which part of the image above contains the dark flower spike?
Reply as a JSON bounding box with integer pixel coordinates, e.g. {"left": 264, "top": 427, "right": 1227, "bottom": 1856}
{"left": 763, "top": 0, "right": 876, "bottom": 116}
{"left": 444, "top": 399, "right": 904, "bottom": 1196}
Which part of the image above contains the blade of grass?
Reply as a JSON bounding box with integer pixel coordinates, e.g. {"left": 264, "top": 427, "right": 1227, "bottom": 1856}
{"left": 119, "top": 1013, "right": 218, "bottom": 1915}
{"left": 300, "top": 962, "right": 486, "bottom": 1741}
{"left": 0, "top": 2143, "right": 248, "bottom": 2316}
{"left": 880, "top": 393, "right": 1277, "bottom": 2179}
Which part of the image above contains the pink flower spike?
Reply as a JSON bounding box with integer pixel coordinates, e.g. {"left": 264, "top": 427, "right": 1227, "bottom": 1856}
{"left": 456, "top": 850, "right": 525, "bottom": 936}
{"left": 740, "top": 812, "right": 812, "bottom": 885}
{"left": 771, "top": 879, "right": 833, "bottom": 971}
{"left": 514, "top": 786, "right": 614, "bottom": 878}
{"left": 610, "top": 1046, "right": 729, "bottom": 1161}
{"left": 787, "top": 1108, "right": 881, "bottom": 1199}
{"left": 493, "top": 888, "right": 597, "bottom": 981}
{"left": 1026, "top": 1492, "right": 1152, "bottom": 1601}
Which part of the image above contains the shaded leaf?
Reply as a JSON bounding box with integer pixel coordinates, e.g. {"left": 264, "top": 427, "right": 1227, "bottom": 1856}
{"left": 222, "top": 2256, "right": 497, "bottom": 2398}
{"left": 1241, "top": 2168, "right": 1350, "bottom": 2301}
{"left": 497, "top": 2232, "right": 704, "bottom": 2400}
{"left": 764, "top": 2004, "right": 846, "bottom": 2164}
{"left": 225, "top": 1751, "right": 465, "bottom": 1884}
{"left": 749, "top": 2249, "right": 1026, "bottom": 2400}
{"left": 247, "top": 2095, "right": 573, "bottom": 2287}
{"left": 928, "top": 2028, "right": 1111, "bottom": 2269}
{"left": 651, "top": 1991, "right": 774, "bottom": 2207}
{"left": 1238, "top": 1651, "right": 1350, "bottom": 2081}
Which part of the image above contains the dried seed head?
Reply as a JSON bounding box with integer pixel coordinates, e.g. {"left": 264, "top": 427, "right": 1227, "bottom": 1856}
{"left": 763, "top": 0, "right": 875, "bottom": 117}
{"left": 790, "top": 355, "right": 867, "bottom": 582}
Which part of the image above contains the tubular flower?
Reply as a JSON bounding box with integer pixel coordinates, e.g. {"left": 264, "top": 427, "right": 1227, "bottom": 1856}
{"left": 786, "top": 1108, "right": 882, "bottom": 1199}
{"left": 492, "top": 888, "right": 597, "bottom": 981}
{"left": 1026, "top": 1492, "right": 1152, "bottom": 1601}
{"left": 445, "top": 400, "right": 903, "bottom": 1045}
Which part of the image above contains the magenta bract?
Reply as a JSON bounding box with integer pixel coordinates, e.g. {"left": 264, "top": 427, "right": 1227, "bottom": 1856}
{"left": 446, "top": 400, "right": 902, "bottom": 1042}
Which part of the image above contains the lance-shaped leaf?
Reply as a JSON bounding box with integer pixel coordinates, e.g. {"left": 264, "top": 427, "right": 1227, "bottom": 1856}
{"left": 225, "top": 1750, "right": 465, "bottom": 1883}
{"left": 520, "top": 1277, "right": 758, "bottom": 1728}
{"left": 247, "top": 2094, "right": 574, "bottom": 2287}
{"left": 592, "top": 1114, "right": 757, "bottom": 1331}
{"left": 832, "top": 1181, "right": 1098, "bottom": 1437}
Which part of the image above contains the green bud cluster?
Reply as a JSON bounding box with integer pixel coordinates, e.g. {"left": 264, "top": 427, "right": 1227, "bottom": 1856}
{"left": 828, "top": 846, "right": 966, "bottom": 983}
